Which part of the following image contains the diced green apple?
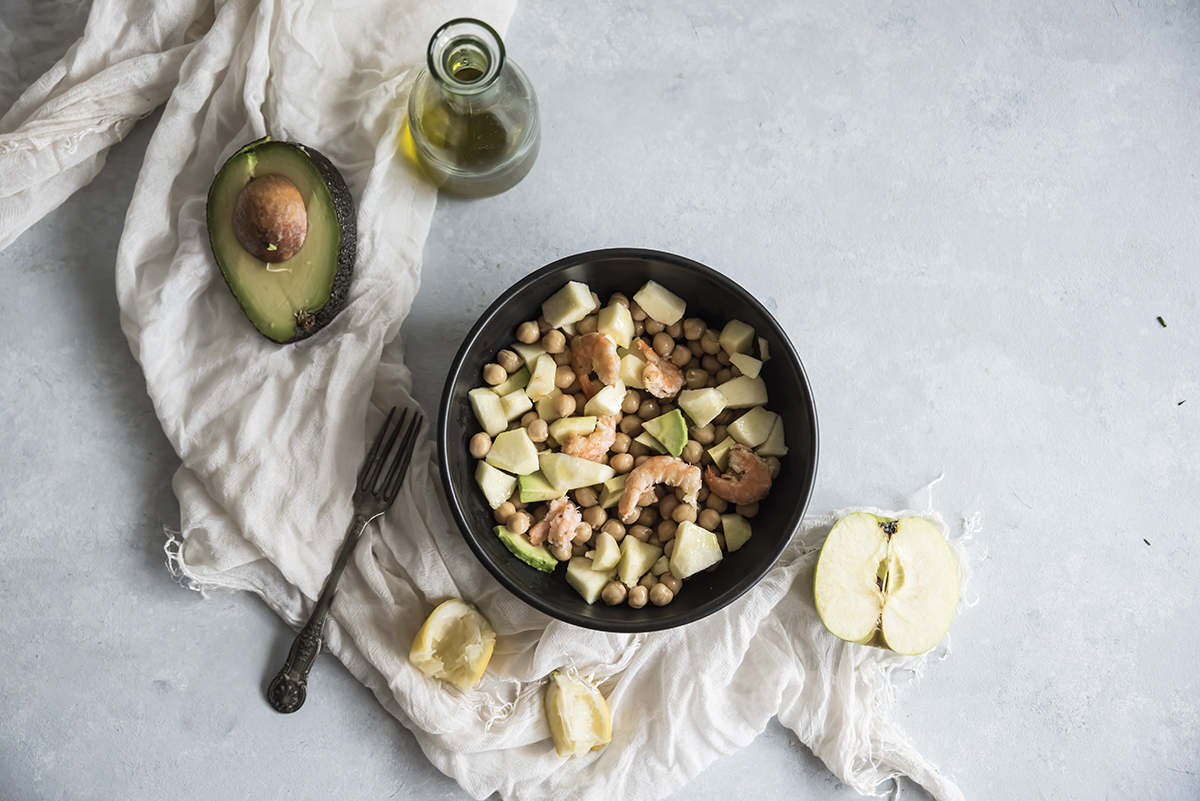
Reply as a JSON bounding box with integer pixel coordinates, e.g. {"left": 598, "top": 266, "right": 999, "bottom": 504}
{"left": 525, "top": 353, "right": 558, "bottom": 401}
{"left": 721, "top": 514, "right": 752, "bottom": 552}
{"left": 716, "top": 376, "right": 768, "bottom": 408}
{"left": 677, "top": 387, "right": 727, "bottom": 428}
{"left": 535, "top": 388, "right": 564, "bottom": 422}
{"left": 597, "top": 474, "right": 628, "bottom": 509}
{"left": 650, "top": 555, "right": 670, "bottom": 575}
{"left": 584, "top": 383, "right": 626, "bottom": 417}
{"left": 538, "top": 452, "right": 616, "bottom": 490}
{"left": 632, "top": 280, "right": 686, "bottom": 325}
{"left": 518, "top": 471, "right": 566, "bottom": 503}
{"left": 566, "top": 556, "right": 616, "bottom": 604}
{"left": 489, "top": 366, "right": 530, "bottom": 396}
{"left": 587, "top": 531, "right": 621, "bottom": 572}
{"left": 728, "top": 353, "right": 762, "bottom": 379}
{"left": 619, "top": 353, "right": 645, "bottom": 389}
{"left": 718, "top": 320, "right": 755, "bottom": 355}
{"left": 486, "top": 429, "right": 540, "bottom": 475}
{"left": 616, "top": 537, "right": 664, "bottom": 587}
{"left": 542, "top": 281, "right": 594, "bottom": 328}
{"left": 756, "top": 416, "right": 788, "bottom": 457}
{"left": 727, "top": 406, "right": 778, "bottom": 449}
{"left": 510, "top": 340, "right": 546, "bottom": 366}
{"left": 469, "top": 388, "right": 508, "bottom": 437}
{"left": 670, "top": 520, "right": 723, "bottom": 579}
{"left": 548, "top": 416, "right": 598, "bottom": 443}
{"left": 597, "top": 303, "right": 634, "bottom": 350}
{"left": 499, "top": 389, "right": 533, "bottom": 421}
{"left": 757, "top": 337, "right": 770, "bottom": 362}
{"left": 708, "top": 436, "right": 736, "bottom": 471}
{"left": 475, "top": 460, "right": 517, "bottom": 509}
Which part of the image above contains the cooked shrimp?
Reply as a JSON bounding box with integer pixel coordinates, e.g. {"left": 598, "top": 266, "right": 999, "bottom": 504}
{"left": 704, "top": 444, "right": 772, "bottom": 505}
{"left": 562, "top": 415, "right": 617, "bottom": 462}
{"left": 528, "top": 497, "right": 583, "bottom": 548}
{"left": 571, "top": 332, "right": 621, "bottom": 396}
{"left": 636, "top": 338, "right": 684, "bottom": 399}
{"left": 618, "top": 456, "right": 702, "bottom": 524}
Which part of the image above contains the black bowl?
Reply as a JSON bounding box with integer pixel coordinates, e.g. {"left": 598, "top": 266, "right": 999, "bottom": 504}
{"left": 437, "top": 248, "right": 818, "bottom": 632}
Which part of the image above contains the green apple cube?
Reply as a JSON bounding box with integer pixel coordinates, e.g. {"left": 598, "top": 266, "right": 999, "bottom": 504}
{"left": 632, "top": 280, "right": 686, "bottom": 325}
{"left": 584, "top": 383, "right": 626, "bottom": 417}
{"left": 469, "top": 388, "right": 508, "bottom": 437}
{"left": 708, "top": 436, "right": 736, "bottom": 471}
{"left": 535, "top": 388, "right": 564, "bottom": 422}
{"left": 670, "top": 520, "right": 722, "bottom": 579}
{"left": 634, "top": 431, "right": 668, "bottom": 454}
{"left": 757, "top": 336, "right": 770, "bottom": 362}
{"left": 510, "top": 340, "right": 546, "bottom": 366}
{"left": 475, "top": 460, "right": 517, "bottom": 509}
{"left": 728, "top": 353, "right": 762, "bottom": 379}
{"left": 677, "top": 387, "right": 727, "bottom": 428}
{"left": 597, "top": 303, "right": 634, "bottom": 350}
{"left": 756, "top": 415, "right": 788, "bottom": 457}
{"left": 542, "top": 281, "right": 594, "bottom": 328}
{"left": 716, "top": 376, "right": 768, "bottom": 408}
{"left": 721, "top": 514, "right": 752, "bottom": 552}
{"left": 619, "top": 353, "right": 645, "bottom": 389}
{"left": 489, "top": 365, "right": 530, "bottom": 396}
{"left": 718, "top": 319, "right": 755, "bottom": 355}
{"left": 650, "top": 555, "right": 671, "bottom": 575}
{"left": 538, "top": 452, "right": 615, "bottom": 490}
{"left": 727, "top": 406, "right": 778, "bottom": 449}
{"left": 598, "top": 474, "right": 628, "bottom": 509}
{"left": 566, "top": 556, "right": 616, "bottom": 604}
{"left": 518, "top": 471, "right": 565, "bottom": 503}
{"left": 641, "top": 409, "right": 687, "bottom": 457}
{"left": 500, "top": 389, "right": 533, "bottom": 421}
{"left": 525, "top": 353, "right": 558, "bottom": 401}
{"left": 485, "top": 428, "right": 539, "bottom": 475}
{"left": 548, "top": 415, "right": 598, "bottom": 443}
{"left": 616, "top": 537, "right": 664, "bottom": 587}
{"left": 587, "top": 531, "right": 621, "bottom": 572}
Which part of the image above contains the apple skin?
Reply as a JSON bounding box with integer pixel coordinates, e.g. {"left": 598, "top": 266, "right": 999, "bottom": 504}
{"left": 813, "top": 512, "right": 958, "bottom": 656}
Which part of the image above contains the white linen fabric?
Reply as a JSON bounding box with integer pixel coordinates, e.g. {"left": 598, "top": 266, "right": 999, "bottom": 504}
{"left": 0, "top": 2, "right": 972, "bottom": 799}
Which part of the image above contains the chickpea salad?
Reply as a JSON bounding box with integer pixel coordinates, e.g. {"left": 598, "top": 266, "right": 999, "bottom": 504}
{"left": 467, "top": 279, "right": 787, "bottom": 610}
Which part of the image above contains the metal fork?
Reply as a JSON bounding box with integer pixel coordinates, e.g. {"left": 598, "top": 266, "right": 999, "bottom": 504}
{"left": 267, "top": 406, "right": 423, "bottom": 714}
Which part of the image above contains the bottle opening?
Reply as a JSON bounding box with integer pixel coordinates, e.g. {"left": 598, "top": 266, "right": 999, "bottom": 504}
{"left": 446, "top": 42, "right": 488, "bottom": 84}
{"left": 428, "top": 18, "right": 505, "bottom": 94}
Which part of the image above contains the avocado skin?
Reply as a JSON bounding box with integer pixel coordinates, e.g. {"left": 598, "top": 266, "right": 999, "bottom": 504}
{"left": 206, "top": 137, "right": 357, "bottom": 344}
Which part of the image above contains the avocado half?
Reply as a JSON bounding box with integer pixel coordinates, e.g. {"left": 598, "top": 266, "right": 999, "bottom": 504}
{"left": 206, "top": 137, "right": 356, "bottom": 344}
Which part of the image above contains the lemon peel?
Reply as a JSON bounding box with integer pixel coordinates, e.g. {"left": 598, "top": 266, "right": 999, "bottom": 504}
{"left": 544, "top": 670, "right": 612, "bottom": 757}
{"left": 409, "top": 599, "right": 496, "bottom": 689}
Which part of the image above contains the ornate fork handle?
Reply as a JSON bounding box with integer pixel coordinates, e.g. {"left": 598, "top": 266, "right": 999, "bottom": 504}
{"left": 266, "top": 511, "right": 375, "bottom": 714}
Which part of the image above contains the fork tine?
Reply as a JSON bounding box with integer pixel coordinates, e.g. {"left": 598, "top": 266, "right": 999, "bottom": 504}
{"left": 359, "top": 407, "right": 405, "bottom": 494}
{"left": 382, "top": 413, "right": 423, "bottom": 503}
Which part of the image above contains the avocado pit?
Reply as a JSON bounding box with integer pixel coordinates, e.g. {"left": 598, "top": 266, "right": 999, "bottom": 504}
{"left": 232, "top": 174, "right": 308, "bottom": 263}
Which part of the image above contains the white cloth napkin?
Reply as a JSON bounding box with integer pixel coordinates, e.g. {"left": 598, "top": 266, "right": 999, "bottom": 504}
{"left": 0, "top": 2, "right": 972, "bottom": 799}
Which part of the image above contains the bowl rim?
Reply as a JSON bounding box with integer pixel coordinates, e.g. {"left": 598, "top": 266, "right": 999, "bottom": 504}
{"left": 436, "top": 247, "right": 819, "bottom": 631}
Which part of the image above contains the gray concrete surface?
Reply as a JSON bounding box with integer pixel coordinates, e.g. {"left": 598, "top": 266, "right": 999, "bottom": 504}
{"left": 2, "top": 1, "right": 1198, "bottom": 799}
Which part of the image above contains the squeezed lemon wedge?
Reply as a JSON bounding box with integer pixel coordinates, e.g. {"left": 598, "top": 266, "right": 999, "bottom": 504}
{"left": 545, "top": 670, "right": 612, "bottom": 757}
{"left": 409, "top": 599, "right": 495, "bottom": 689}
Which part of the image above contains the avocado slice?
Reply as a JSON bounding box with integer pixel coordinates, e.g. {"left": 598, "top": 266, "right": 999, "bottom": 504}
{"left": 206, "top": 137, "right": 356, "bottom": 343}
{"left": 494, "top": 525, "right": 559, "bottom": 573}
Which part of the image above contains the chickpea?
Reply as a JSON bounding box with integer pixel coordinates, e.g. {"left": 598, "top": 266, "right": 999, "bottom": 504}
{"left": 537, "top": 316, "right": 552, "bottom": 334}
{"left": 664, "top": 539, "right": 675, "bottom": 557}
{"left": 533, "top": 504, "right": 549, "bottom": 521}
{"left": 765, "top": 456, "right": 781, "bottom": 479}
{"left": 628, "top": 440, "right": 649, "bottom": 458}
{"left": 527, "top": 419, "right": 548, "bottom": 443}
{"left": 573, "top": 392, "right": 588, "bottom": 411}
{"left": 698, "top": 508, "right": 722, "bottom": 531}
{"left": 572, "top": 541, "right": 589, "bottom": 557}
{"left": 730, "top": 364, "right": 742, "bottom": 378}
{"left": 483, "top": 363, "right": 507, "bottom": 385}
{"left": 658, "top": 493, "right": 679, "bottom": 520}
{"left": 715, "top": 409, "right": 735, "bottom": 425}
{"left": 601, "top": 581, "right": 627, "bottom": 606}
{"left": 621, "top": 389, "right": 641, "bottom": 414}
{"left": 508, "top": 490, "right": 526, "bottom": 510}
{"left": 691, "top": 424, "right": 715, "bottom": 445}
{"left": 705, "top": 494, "right": 728, "bottom": 513}
{"left": 652, "top": 332, "right": 674, "bottom": 357}
{"left": 644, "top": 318, "right": 665, "bottom": 335}
{"left": 552, "top": 393, "right": 576, "bottom": 418}
{"left": 601, "top": 519, "right": 626, "bottom": 541}
{"left": 637, "top": 507, "right": 659, "bottom": 527}
{"left": 638, "top": 399, "right": 660, "bottom": 420}
{"left": 628, "top": 585, "right": 649, "bottom": 608}
{"left": 583, "top": 506, "right": 607, "bottom": 529}
{"left": 494, "top": 502, "right": 516, "bottom": 525}
{"left": 620, "top": 415, "right": 643, "bottom": 436}
{"left": 611, "top": 453, "right": 634, "bottom": 473}
{"left": 715, "top": 532, "right": 726, "bottom": 550}
{"left": 590, "top": 291, "right": 601, "bottom": 312}
{"left": 666, "top": 320, "right": 683, "bottom": 338}
{"left": 573, "top": 523, "right": 593, "bottom": 545}
{"left": 716, "top": 368, "right": 733, "bottom": 384}
{"left": 578, "top": 315, "right": 599, "bottom": 335}
{"left": 717, "top": 349, "right": 732, "bottom": 366}
{"left": 497, "top": 349, "right": 523, "bottom": 373}
{"left": 736, "top": 502, "right": 760, "bottom": 518}
{"left": 633, "top": 319, "right": 646, "bottom": 336}
{"left": 521, "top": 411, "right": 538, "bottom": 427}
{"left": 701, "top": 355, "right": 721, "bottom": 374}
{"left": 469, "top": 432, "right": 491, "bottom": 458}
{"left": 612, "top": 432, "right": 631, "bottom": 453}
{"left": 671, "top": 344, "right": 692, "bottom": 368}
{"left": 542, "top": 329, "right": 566, "bottom": 354}
{"left": 683, "top": 318, "right": 706, "bottom": 340}
{"left": 713, "top": 424, "right": 728, "bottom": 443}
{"left": 634, "top": 454, "right": 650, "bottom": 468}
{"left": 638, "top": 572, "right": 658, "bottom": 588}
{"left": 550, "top": 540, "right": 572, "bottom": 561}
{"left": 574, "top": 486, "right": 598, "bottom": 508}
{"left": 657, "top": 519, "right": 677, "bottom": 541}
{"left": 659, "top": 404, "right": 676, "bottom": 417}
{"left": 697, "top": 487, "right": 710, "bottom": 503}
{"left": 630, "top": 301, "right": 648, "bottom": 321}
{"left": 681, "top": 440, "right": 703, "bottom": 464}
{"left": 639, "top": 488, "right": 657, "bottom": 507}
{"left": 516, "top": 321, "right": 540, "bottom": 344}
{"left": 701, "top": 334, "right": 721, "bottom": 355}
{"left": 672, "top": 503, "right": 698, "bottom": 524}
{"left": 649, "top": 583, "right": 674, "bottom": 606}
{"left": 628, "top": 524, "right": 652, "bottom": 543}
{"left": 659, "top": 572, "right": 682, "bottom": 594}
{"left": 553, "top": 364, "right": 575, "bottom": 389}
{"left": 507, "top": 511, "right": 532, "bottom": 535}
{"left": 609, "top": 292, "right": 630, "bottom": 308}
{"left": 551, "top": 349, "right": 571, "bottom": 367}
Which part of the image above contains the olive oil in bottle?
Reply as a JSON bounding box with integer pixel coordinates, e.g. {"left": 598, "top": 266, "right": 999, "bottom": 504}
{"left": 407, "top": 18, "right": 540, "bottom": 198}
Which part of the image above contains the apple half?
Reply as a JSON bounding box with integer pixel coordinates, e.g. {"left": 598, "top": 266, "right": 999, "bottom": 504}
{"left": 814, "top": 512, "right": 959, "bottom": 655}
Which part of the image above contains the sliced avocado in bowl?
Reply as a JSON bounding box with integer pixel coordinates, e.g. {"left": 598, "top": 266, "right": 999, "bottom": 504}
{"left": 206, "top": 137, "right": 356, "bottom": 344}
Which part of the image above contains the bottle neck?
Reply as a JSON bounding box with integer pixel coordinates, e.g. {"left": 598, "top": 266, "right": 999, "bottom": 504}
{"left": 427, "top": 18, "right": 505, "bottom": 98}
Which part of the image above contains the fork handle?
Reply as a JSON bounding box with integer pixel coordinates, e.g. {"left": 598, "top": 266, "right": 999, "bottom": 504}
{"left": 266, "top": 511, "right": 374, "bottom": 714}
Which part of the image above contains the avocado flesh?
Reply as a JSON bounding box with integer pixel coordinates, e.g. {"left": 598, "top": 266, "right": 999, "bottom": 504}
{"left": 207, "top": 137, "right": 356, "bottom": 343}
{"left": 494, "top": 525, "right": 559, "bottom": 573}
